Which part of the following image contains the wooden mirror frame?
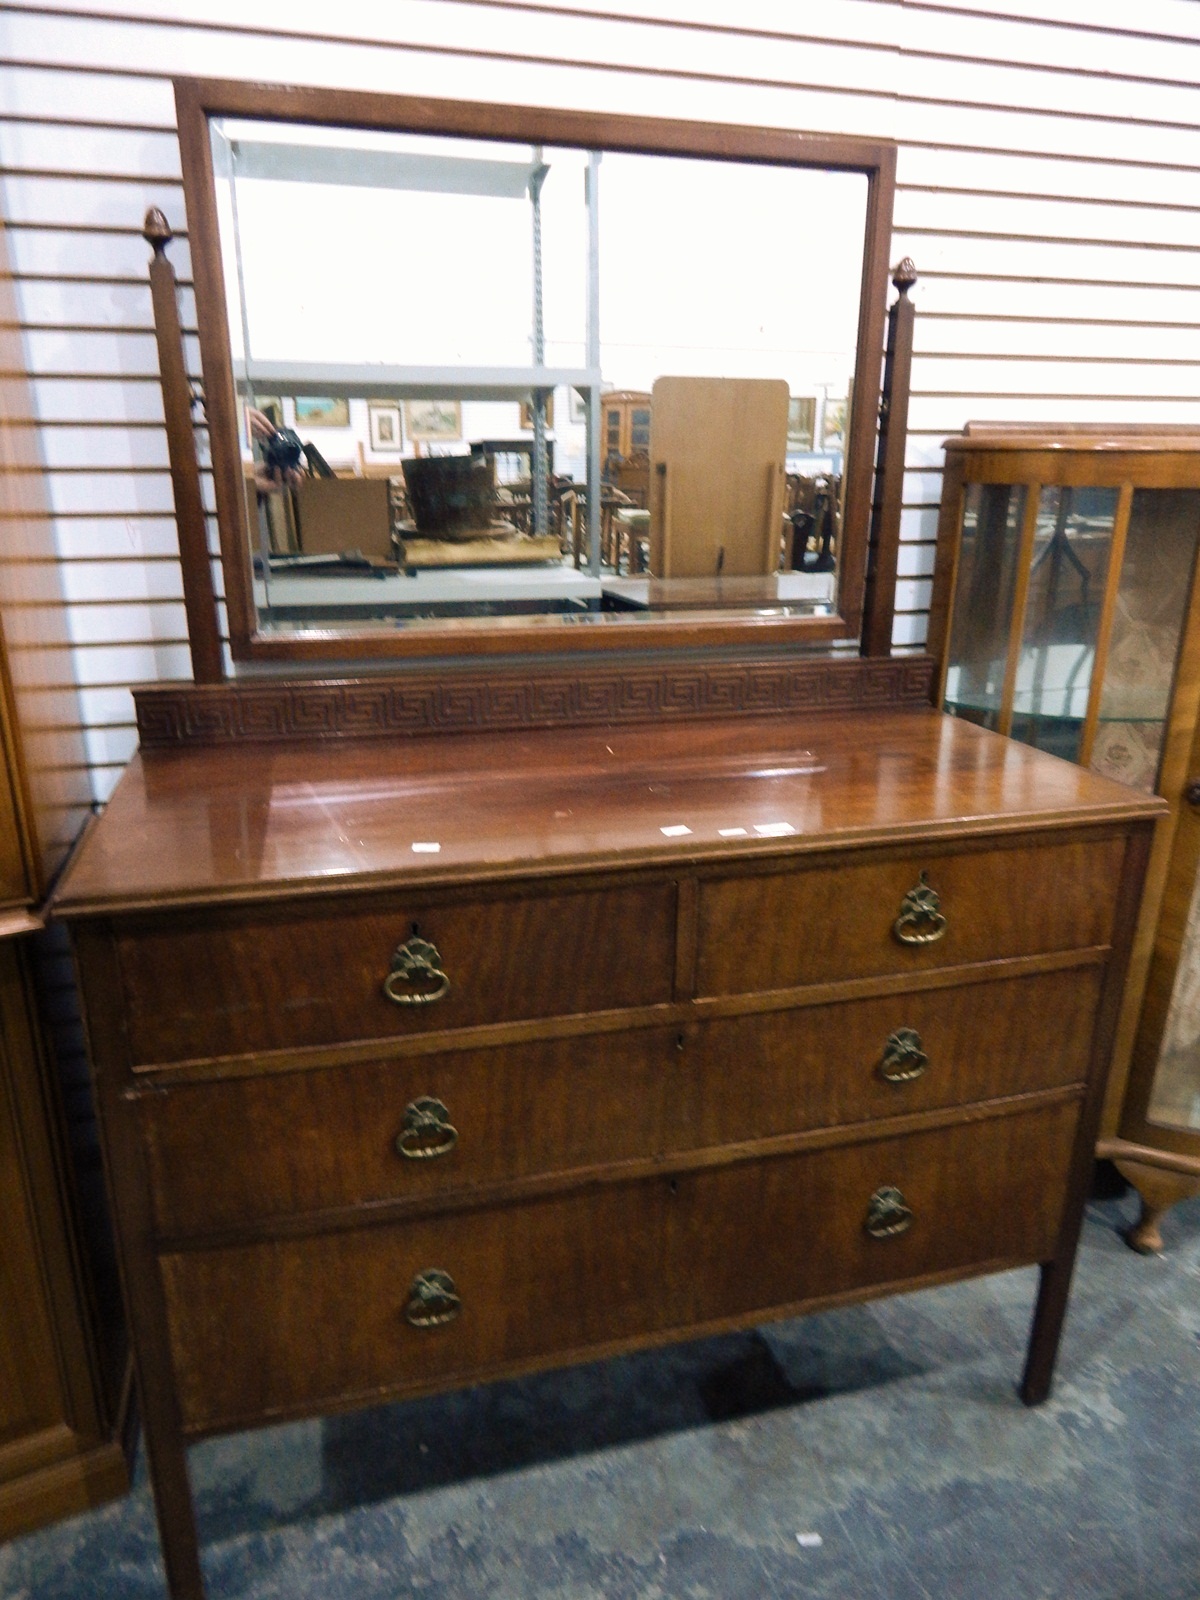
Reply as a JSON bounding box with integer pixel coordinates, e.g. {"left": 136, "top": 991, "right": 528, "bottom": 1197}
{"left": 175, "top": 76, "right": 896, "bottom": 666}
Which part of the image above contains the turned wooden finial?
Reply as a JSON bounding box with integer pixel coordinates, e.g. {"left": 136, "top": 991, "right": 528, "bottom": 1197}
{"left": 892, "top": 257, "right": 917, "bottom": 295}
{"left": 143, "top": 206, "right": 173, "bottom": 256}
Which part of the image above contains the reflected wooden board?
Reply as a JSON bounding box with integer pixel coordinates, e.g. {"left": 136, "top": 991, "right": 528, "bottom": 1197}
{"left": 253, "top": 564, "right": 603, "bottom": 614}
{"left": 649, "top": 377, "right": 789, "bottom": 580}
{"left": 603, "top": 572, "right": 835, "bottom": 612}
{"left": 400, "top": 534, "right": 563, "bottom": 568}
{"left": 294, "top": 479, "right": 393, "bottom": 561}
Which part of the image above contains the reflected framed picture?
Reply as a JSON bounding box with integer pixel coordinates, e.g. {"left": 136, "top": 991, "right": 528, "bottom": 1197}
{"left": 294, "top": 396, "right": 350, "bottom": 428}
{"left": 368, "top": 401, "right": 403, "bottom": 452}
{"left": 821, "top": 397, "right": 848, "bottom": 450}
{"left": 404, "top": 399, "right": 462, "bottom": 441}
{"left": 519, "top": 396, "right": 555, "bottom": 431}
{"left": 787, "top": 395, "right": 816, "bottom": 451}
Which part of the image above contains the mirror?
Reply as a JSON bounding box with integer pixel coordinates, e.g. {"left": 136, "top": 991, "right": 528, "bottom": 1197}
{"left": 177, "top": 80, "right": 896, "bottom": 664}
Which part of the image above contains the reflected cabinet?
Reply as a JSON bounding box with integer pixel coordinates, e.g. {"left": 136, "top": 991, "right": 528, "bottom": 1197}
{"left": 928, "top": 425, "right": 1200, "bottom": 1246}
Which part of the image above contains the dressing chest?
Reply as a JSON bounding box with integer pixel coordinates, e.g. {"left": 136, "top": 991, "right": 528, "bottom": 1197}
{"left": 44, "top": 65, "right": 1169, "bottom": 1600}
{"left": 53, "top": 697, "right": 1160, "bottom": 1599}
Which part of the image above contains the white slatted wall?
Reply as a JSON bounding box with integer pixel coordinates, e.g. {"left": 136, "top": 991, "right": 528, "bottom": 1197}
{"left": 2, "top": 0, "right": 1199, "bottom": 802}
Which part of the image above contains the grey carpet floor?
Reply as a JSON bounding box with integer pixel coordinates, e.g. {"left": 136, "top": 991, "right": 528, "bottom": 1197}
{"left": 3, "top": 1188, "right": 1198, "bottom": 1600}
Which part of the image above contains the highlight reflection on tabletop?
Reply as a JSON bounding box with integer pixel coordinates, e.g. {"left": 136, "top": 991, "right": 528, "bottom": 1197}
{"left": 54, "top": 710, "right": 1160, "bottom": 915}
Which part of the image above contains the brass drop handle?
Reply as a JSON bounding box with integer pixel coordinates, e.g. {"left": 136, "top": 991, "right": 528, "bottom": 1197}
{"left": 383, "top": 936, "right": 451, "bottom": 1006}
{"left": 879, "top": 1028, "right": 929, "bottom": 1084}
{"left": 893, "top": 871, "right": 947, "bottom": 946}
{"left": 395, "top": 1096, "right": 458, "bottom": 1160}
{"left": 404, "top": 1269, "right": 461, "bottom": 1328}
{"left": 865, "top": 1185, "right": 914, "bottom": 1240}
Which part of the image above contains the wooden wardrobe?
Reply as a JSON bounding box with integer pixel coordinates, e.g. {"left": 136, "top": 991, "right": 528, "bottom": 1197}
{"left": 0, "top": 229, "right": 132, "bottom": 1540}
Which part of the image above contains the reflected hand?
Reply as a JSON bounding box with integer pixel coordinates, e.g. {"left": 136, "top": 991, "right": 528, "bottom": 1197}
{"left": 247, "top": 407, "right": 278, "bottom": 442}
{"left": 248, "top": 409, "right": 305, "bottom": 493}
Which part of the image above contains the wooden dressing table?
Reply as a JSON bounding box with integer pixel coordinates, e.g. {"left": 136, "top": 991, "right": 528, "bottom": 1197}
{"left": 84, "top": 76, "right": 1161, "bottom": 1599}
{"left": 53, "top": 696, "right": 1160, "bottom": 1599}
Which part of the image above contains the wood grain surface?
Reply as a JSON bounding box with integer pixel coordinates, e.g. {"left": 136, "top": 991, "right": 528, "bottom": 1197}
{"left": 56, "top": 704, "right": 1162, "bottom": 1600}
{"left": 54, "top": 709, "right": 1160, "bottom": 917}
{"left": 138, "top": 966, "right": 1100, "bottom": 1241}
{"left": 159, "top": 1100, "right": 1077, "bottom": 1436}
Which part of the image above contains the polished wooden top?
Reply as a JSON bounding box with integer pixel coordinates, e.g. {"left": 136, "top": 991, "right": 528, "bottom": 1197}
{"left": 949, "top": 425, "right": 1200, "bottom": 456}
{"left": 53, "top": 709, "right": 1163, "bottom": 916}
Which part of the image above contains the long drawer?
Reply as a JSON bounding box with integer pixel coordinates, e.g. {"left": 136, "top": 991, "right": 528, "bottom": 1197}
{"left": 140, "top": 966, "right": 1100, "bottom": 1238}
{"left": 695, "top": 835, "right": 1124, "bottom": 996}
{"left": 112, "top": 880, "right": 677, "bottom": 1066}
{"left": 159, "top": 1099, "right": 1078, "bottom": 1433}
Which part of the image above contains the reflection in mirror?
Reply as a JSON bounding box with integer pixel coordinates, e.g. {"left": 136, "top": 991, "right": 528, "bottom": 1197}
{"left": 209, "top": 116, "right": 869, "bottom": 638}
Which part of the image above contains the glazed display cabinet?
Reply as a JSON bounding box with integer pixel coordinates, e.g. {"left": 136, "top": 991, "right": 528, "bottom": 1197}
{"left": 927, "top": 425, "right": 1200, "bottom": 1247}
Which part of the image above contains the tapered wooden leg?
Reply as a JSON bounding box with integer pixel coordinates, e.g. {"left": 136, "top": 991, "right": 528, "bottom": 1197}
{"left": 74, "top": 924, "right": 207, "bottom": 1599}
{"left": 1019, "top": 1259, "right": 1074, "bottom": 1407}
{"left": 1115, "top": 1158, "right": 1200, "bottom": 1255}
{"left": 1020, "top": 828, "right": 1157, "bottom": 1407}
{"left": 142, "top": 1418, "right": 205, "bottom": 1600}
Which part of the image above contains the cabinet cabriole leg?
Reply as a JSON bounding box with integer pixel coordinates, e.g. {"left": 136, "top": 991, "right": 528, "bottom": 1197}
{"left": 1115, "top": 1161, "right": 1200, "bottom": 1255}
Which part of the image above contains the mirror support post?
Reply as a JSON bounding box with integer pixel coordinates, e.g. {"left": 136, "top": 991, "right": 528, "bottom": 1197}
{"left": 586, "top": 151, "right": 602, "bottom": 578}
{"left": 144, "top": 207, "right": 224, "bottom": 684}
{"left": 861, "top": 258, "right": 917, "bottom": 658}
{"left": 529, "top": 154, "right": 549, "bottom": 540}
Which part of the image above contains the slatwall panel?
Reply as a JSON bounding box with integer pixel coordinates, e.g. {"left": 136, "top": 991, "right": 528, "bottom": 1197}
{"left": 2, "top": 1, "right": 1199, "bottom": 796}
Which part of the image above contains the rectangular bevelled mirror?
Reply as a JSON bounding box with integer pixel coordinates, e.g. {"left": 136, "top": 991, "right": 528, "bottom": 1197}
{"left": 176, "top": 79, "right": 895, "bottom": 663}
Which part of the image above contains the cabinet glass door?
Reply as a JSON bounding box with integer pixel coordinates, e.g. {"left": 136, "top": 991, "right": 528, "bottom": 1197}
{"left": 942, "top": 483, "right": 1026, "bottom": 732}
{"left": 1009, "top": 486, "right": 1118, "bottom": 762}
{"left": 944, "top": 480, "right": 1200, "bottom": 794}
{"left": 1149, "top": 846, "right": 1200, "bottom": 1133}
{"left": 1089, "top": 489, "right": 1200, "bottom": 794}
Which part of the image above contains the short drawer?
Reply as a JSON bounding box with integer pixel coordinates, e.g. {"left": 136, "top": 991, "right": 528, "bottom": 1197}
{"left": 680, "top": 964, "right": 1101, "bottom": 1146}
{"left": 672, "top": 1097, "right": 1078, "bottom": 1330}
{"left": 161, "top": 1176, "right": 678, "bottom": 1433}
{"left": 113, "top": 880, "right": 676, "bottom": 1065}
{"left": 141, "top": 1024, "right": 683, "bottom": 1237}
{"left": 694, "top": 835, "right": 1124, "bottom": 996}
{"left": 160, "top": 1099, "right": 1077, "bottom": 1434}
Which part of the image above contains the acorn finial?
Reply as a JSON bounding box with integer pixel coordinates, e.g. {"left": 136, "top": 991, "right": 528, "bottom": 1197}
{"left": 892, "top": 257, "right": 917, "bottom": 294}
{"left": 143, "top": 207, "right": 172, "bottom": 255}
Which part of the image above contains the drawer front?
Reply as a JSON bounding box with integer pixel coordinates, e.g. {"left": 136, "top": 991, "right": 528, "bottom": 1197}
{"left": 141, "top": 967, "right": 1099, "bottom": 1240}
{"left": 162, "top": 1179, "right": 677, "bottom": 1433}
{"left": 680, "top": 965, "right": 1101, "bottom": 1147}
{"left": 695, "top": 836, "right": 1124, "bottom": 997}
{"left": 141, "top": 1024, "right": 682, "bottom": 1238}
{"left": 114, "top": 881, "right": 676, "bottom": 1065}
{"left": 160, "top": 1100, "right": 1077, "bottom": 1433}
{"left": 672, "top": 1099, "right": 1078, "bottom": 1329}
